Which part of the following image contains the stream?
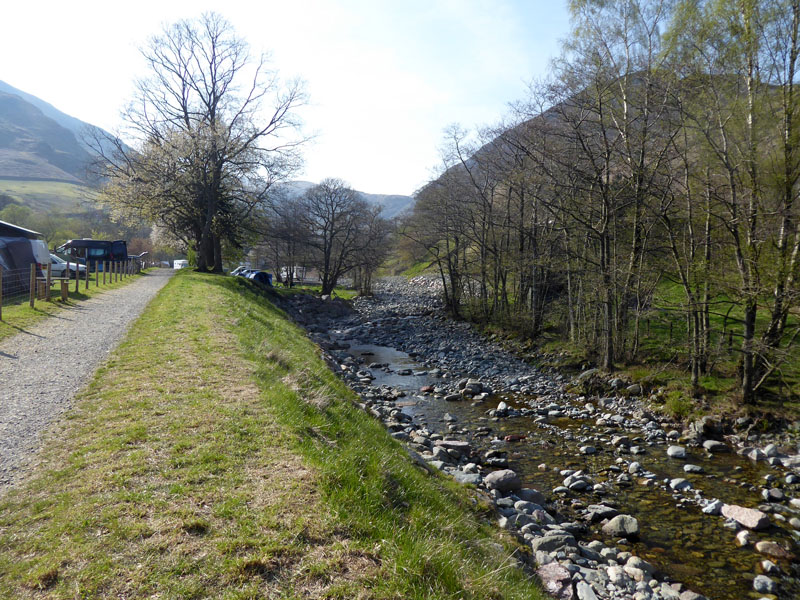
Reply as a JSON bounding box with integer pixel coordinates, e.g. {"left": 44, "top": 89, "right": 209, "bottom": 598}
{"left": 283, "top": 277, "right": 800, "bottom": 600}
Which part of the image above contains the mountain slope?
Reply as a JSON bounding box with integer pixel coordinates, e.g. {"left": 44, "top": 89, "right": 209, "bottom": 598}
{"left": 0, "top": 80, "right": 117, "bottom": 157}
{"left": 277, "top": 180, "right": 414, "bottom": 218}
{"left": 0, "top": 91, "right": 91, "bottom": 182}
{"left": 0, "top": 81, "right": 125, "bottom": 186}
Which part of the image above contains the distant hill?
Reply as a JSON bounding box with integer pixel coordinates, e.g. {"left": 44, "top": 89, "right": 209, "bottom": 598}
{"left": 277, "top": 180, "right": 414, "bottom": 219}
{"left": 0, "top": 80, "right": 119, "bottom": 159}
{"left": 0, "top": 80, "right": 121, "bottom": 185}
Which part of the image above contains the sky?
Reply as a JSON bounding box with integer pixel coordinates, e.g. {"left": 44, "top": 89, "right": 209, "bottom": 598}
{"left": 1, "top": 0, "right": 572, "bottom": 196}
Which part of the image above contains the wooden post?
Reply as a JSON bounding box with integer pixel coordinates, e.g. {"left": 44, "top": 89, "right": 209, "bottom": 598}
{"left": 103, "top": 262, "right": 106, "bottom": 285}
{"left": 60, "top": 279, "right": 68, "bottom": 301}
{"left": 45, "top": 261, "right": 52, "bottom": 302}
{"left": 95, "top": 261, "right": 99, "bottom": 288}
{"left": 85, "top": 261, "right": 89, "bottom": 291}
{"left": 0, "top": 265, "right": 3, "bottom": 321}
{"left": 29, "top": 263, "right": 36, "bottom": 308}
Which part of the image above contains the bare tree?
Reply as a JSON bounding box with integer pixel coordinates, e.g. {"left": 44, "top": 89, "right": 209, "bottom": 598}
{"left": 300, "top": 178, "right": 388, "bottom": 295}
{"left": 96, "top": 12, "right": 306, "bottom": 272}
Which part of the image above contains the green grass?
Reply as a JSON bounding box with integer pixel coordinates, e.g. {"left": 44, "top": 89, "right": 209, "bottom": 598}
{"left": 275, "top": 282, "right": 358, "bottom": 300}
{"left": 0, "top": 270, "right": 545, "bottom": 599}
{"left": 0, "top": 270, "right": 148, "bottom": 343}
{"left": 402, "top": 259, "right": 435, "bottom": 278}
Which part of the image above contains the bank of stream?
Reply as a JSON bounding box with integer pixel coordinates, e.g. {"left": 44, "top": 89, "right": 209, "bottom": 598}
{"left": 280, "top": 277, "right": 800, "bottom": 600}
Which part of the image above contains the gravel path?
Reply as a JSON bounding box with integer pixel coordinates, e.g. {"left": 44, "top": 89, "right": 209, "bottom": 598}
{"left": 0, "top": 268, "right": 173, "bottom": 493}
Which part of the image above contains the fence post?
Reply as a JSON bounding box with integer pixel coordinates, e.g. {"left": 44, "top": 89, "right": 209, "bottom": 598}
{"left": 85, "top": 261, "right": 89, "bottom": 291}
{"left": 95, "top": 261, "right": 99, "bottom": 288}
{"left": 0, "top": 265, "right": 3, "bottom": 321}
{"left": 45, "top": 261, "right": 52, "bottom": 302}
{"left": 29, "top": 263, "right": 36, "bottom": 308}
{"left": 103, "top": 262, "right": 106, "bottom": 285}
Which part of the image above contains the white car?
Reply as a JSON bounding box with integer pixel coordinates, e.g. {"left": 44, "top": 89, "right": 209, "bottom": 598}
{"left": 49, "top": 254, "right": 86, "bottom": 279}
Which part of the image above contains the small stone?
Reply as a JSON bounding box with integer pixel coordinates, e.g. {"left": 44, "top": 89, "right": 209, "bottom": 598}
{"left": 576, "top": 580, "right": 598, "bottom": 600}
{"left": 701, "top": 499, "right": 723, "bottom": 515}
{"left": 702, "top": 440, "right": 729, "bottom": 453}
{"left": 580, "top": 445, "right": 597, "bottom": 455}
{"left": 753, "top": 574, "right": 778, "bottom": 595}
{"left": 670, "top": 478, "right": 692, "bottom": 491}
{"left": 602, "top": 514, "right": 639, "bottom": 538}
{"left": 684, "top": 464, "right": 704, "bottom": 474}
{"left": 667, "top": 445, "right": 686, "bottom": 459}
{"left": 483, "top": 469, "right": 522, "bottom": 492}
{"left": 626, "top": 556, "right": 655, "bottom": 575}
{"left": 736, "top": 530, "right": 751, "bottom": 546}
{"left": 536, "top": 562, "right": 573, "bottom": 599}
{"left": 761, "top": 559, "right": 781, "bottom": 574}
{"left": 755, "top": 540, "right": 794, "bottom": 559}
{"left": 530, "top": 533, "right": 577, "bottom": 553}
{"left": 721, "top": 504, "right": 771, "bottom": 530}
{"left": 761, "top": 488, "right": 785, "bottom": 502}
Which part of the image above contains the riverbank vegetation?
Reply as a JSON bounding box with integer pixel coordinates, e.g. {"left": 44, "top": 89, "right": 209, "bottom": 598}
{"left": 0, "top": 270, "right": 544, "bottom": 599}
{"left": 399, "top": 0, "right": 800, "bottom": 407}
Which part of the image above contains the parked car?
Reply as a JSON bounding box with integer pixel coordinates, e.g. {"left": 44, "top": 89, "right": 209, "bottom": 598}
{"left": 173, "top": 259, "right": 189, "bottom": 269}
{"left": 247, "top": 271, "right": 273, "bottom": 286}
{"left": 230, "top": 266, "right": 252, "bottom": 277}
{"left": 49, "top": 254, "right": 86, "bottom": 278}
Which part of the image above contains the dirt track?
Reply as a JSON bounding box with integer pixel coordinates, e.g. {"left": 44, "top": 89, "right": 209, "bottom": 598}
{"left": 0, "top": 268, "right": 173, "bottom": 493}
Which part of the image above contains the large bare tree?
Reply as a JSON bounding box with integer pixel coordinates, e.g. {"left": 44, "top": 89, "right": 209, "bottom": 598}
{"left": 96, "top": 12, "right": 306, "bottom": 271}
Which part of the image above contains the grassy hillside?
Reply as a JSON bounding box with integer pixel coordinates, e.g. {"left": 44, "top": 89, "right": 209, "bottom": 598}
{"left": 0, "top": 179, "right": 92, "bottom": 213}
{"left": 0, "top": 271, "right": 544, "bottom": 599}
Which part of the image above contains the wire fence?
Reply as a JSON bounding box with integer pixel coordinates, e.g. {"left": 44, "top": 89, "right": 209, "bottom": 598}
{"left": 0, "top": 259, "right": 143, "bottom": 322}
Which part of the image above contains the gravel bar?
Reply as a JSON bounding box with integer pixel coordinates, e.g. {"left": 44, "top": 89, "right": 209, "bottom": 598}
{"left": 0, "top": 268, "right": 174, "bottom": 493}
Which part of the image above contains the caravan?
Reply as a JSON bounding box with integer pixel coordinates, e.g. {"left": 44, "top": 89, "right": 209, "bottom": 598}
{"left": 0, "top": 220, "right": 50, "bottom": 296}
{"left": 55, "top": 239, "right": 128, "bottom": 270}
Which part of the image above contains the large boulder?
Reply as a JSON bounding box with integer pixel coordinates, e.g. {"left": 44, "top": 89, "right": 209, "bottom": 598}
{"left": 602, "top": 514, "right": 640, "bottom": 538}
{"left": 721, "top": 504, "right": 770, "bottom": 530}
{"left": 483, "top": 469, "right": 522, "bottom": 492}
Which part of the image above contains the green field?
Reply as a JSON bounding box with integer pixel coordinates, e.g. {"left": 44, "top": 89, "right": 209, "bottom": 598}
{"left": 0, "top": 271, "right": 544, "bottom": 599}
{"left": 0, "top": 179, "right": 95, "bottom": 213}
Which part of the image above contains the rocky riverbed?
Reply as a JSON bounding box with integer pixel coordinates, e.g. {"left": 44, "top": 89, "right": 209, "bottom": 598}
{"left": 277, "top": 276, "right": 800, "bottom": 600}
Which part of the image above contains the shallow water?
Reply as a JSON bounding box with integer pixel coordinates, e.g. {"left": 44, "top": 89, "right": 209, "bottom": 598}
{"left": 350, "top": 343, "right": 800, "bottom": 600}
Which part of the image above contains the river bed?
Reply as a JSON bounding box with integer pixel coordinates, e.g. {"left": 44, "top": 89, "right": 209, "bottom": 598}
{"left": 345, "top": 342, "right": 800, "bottom": 600}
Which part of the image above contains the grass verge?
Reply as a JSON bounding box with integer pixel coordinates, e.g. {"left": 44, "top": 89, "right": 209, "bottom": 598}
{"left": 0, "top": 271, "right": 544, "bottom": 599}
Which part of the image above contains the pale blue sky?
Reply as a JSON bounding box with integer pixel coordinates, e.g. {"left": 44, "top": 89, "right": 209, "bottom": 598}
{"left": 2, "top": 0, "right": 571, "bottom": 195}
